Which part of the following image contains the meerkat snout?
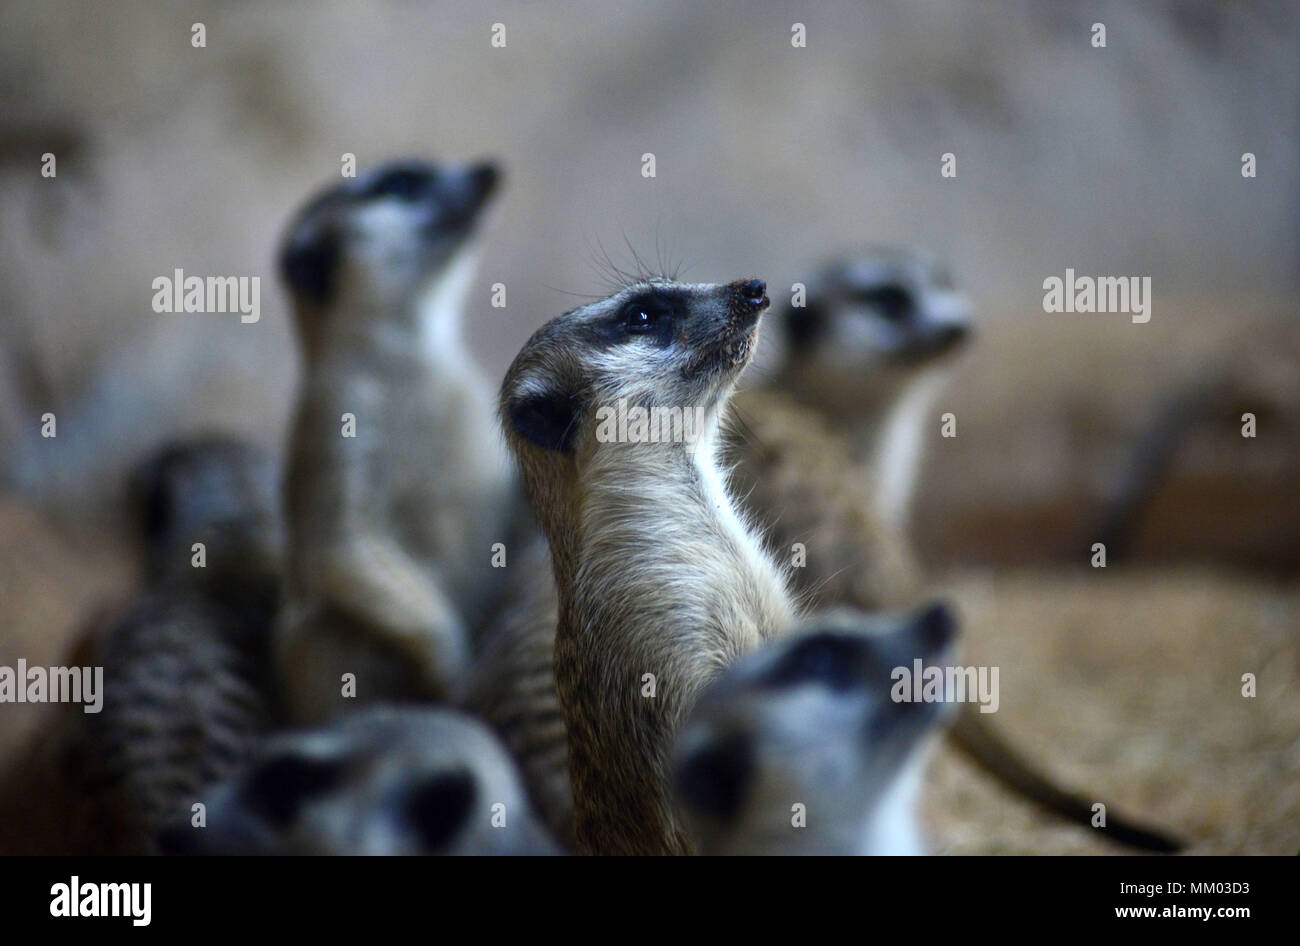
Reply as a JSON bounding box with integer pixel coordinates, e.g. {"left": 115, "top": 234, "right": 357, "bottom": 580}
{"left": 673, "top": 603, "right": 959, "bottom": 856}
{"left": 735, "top": 278, "right": 769, "bottom": 310}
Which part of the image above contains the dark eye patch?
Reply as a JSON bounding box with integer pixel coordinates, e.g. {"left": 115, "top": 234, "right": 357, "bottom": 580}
{"left": 759, "top": 632, "right": 866, "bottom": 692}
{"left": 623, "top": 296, "right": 671, "bottom": 334}
{"left": 856, "top": 285, "right": 914, "bottom": 323}
{"left": 587, "top": 288, "right": 682, "bottom": 348}
{"left": 239, "top": 750, "right": 349, "bottom": 827}
{"left": 361, "top": 168, "right": 434, "bottom": 202}
{"left": 784, "top": 301, "right": 827, "bottom": 351}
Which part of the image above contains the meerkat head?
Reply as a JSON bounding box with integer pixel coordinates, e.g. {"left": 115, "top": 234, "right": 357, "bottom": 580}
{"left": 775, "top": 250, "right": 972, "bottom": 422}
{"left": 159, "top": 707, "right": 558, "bottom": 855}
{"left": 129, "top": 435, "right": 281, "bottom": 585}
{"left": 673, "top": 602, "right": 958, "bottom": 855}
{"left": 277, "top": 158, "right": 500, "bottom": 342}
{"left": 501, "top": 278, "right": 771, "bottom": 464}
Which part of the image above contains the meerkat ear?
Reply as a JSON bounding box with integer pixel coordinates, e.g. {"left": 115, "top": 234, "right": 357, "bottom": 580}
{"left": 506, "top": 386, "right": 582, "bottom": 454}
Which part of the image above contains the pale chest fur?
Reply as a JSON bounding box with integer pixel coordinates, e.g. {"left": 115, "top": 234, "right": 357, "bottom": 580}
{"left": 572, "top": 432, "right": 794, "bottom": 704}
{"left": 288, "top": 346, "right": 512, "bottom": 617}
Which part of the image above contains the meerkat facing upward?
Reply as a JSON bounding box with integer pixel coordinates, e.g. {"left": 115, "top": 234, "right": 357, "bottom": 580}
{"left": 500, "top": 276, "right": 795, "bottom": 855}
{"left": 278, "top": 159, "right": 517, "bottom": 723}
{"left": 674, "top": 604, "right": 958, "bottom": 855}
{"left": 160, "top": 706, "right": 559, "bottom": 855}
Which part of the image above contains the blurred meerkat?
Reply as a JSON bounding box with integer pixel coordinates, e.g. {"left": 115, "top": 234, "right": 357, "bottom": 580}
{"left": 277, "top": 159, "right": 517, "bottom": 723}
{"left": 741, "top": 250, "right": 971, "bottom": 534}
{"left": 500, "top": 276, "right": 794, "bottom": 855}
{"left": 466, "top": 530, "right": 572, "bottom": 839}
{"left": 160, "top": 706, "right": 559, "bottom": 855}
{"left": 674, "top": 604, "right": 958, "bottom": 855}
{"left": 0, "top": 436, "right": 283, "bottom": 854}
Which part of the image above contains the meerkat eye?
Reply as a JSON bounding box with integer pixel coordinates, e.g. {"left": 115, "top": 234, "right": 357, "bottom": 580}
{"left": 624, "top": 299, "right": 666, "bottom": 334}
{"left": 859, "top": 286, "right": 913, "bottom": 323}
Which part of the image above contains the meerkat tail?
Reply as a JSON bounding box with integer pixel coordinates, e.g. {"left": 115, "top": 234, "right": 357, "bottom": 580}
{"left": 948, "top": 708, "right": 1183, "bottom": 853}
{"left": 1094, "top": 372, "right": 1231, "bottom": 562}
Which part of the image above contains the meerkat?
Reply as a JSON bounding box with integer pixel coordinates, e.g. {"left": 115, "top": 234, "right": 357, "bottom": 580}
{"left": 743, "top": 249, "right": 972, "bottom": 534}
{"left": 674, "top": 603, "right": 958, "bottom": 855}
{"left": 277, "top": 159, "right": 519, "bottom": 723}
{"left": 1, "top": 436, "right": 284, "bottom": 855}
{"left": 500, "top": 276, "right": 795, "bottom": 855}
{"left": 159, "top": 706, "right": 559, "bottom": 855}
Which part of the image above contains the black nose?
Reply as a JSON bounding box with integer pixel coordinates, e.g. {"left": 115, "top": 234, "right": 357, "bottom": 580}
{"left": 736, "top": 279, "right": 769, "bottom": 310}
{"left": 466, "top": 160, "right": 501, "bottom": 200}
{"left": 441, "top": 160, "right": 501, "bottom": 217}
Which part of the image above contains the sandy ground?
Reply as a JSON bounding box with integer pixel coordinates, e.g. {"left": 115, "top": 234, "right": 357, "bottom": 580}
{"left": 0, "top": 503, "right": 134, "bottom": 765}
{"left": 924, "top": 567, "right": 1300, "bottom": 855}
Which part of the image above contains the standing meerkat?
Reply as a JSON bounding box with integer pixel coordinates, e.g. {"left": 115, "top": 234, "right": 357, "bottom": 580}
{"left": 674, "top": 604, "right": 958, "bottom": 855}
{"left": 160, "top": 706, "right": 559, "bottom": 855}
{"left": 277, "top": 159, "right": 517, "bottom": 722}
{"left": 500, "top": 276, "right": 795, "bottom": 855}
